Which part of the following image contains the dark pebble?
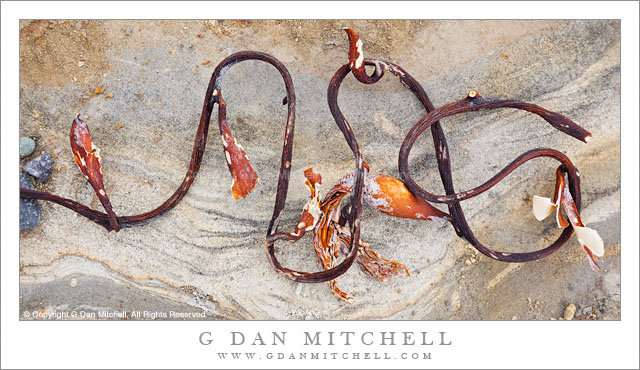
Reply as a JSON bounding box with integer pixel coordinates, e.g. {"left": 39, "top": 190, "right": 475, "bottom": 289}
{"left": 23, "top": 153, "right": 53, "bottom": 181}
{"left": 19, "top": 137, "right": 36, "bottom": 158}
{"left": 20, "top": 173, "right": 41, "bottom": 231}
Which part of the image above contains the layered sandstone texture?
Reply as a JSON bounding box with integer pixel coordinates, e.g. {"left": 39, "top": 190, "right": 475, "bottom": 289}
{"left": 19, "top": 20, "right": 620, "bottom": 320}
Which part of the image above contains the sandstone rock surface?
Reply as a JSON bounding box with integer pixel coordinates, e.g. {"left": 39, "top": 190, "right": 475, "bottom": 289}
{"left": 19, "top": 20, "right": 620, "bottom": 320}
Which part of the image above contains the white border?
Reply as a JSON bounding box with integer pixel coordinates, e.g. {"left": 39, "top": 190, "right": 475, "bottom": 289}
{"left": 2, "top": 1, "right": 638, "bottom": 369}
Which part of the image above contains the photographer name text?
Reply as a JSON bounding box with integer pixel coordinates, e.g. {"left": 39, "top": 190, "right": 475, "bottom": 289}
{"left": 199, "top": 330, "right": 452, "bottom": 346}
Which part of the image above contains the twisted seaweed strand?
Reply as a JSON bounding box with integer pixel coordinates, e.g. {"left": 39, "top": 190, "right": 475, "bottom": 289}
{"left": 20, "top": 29, "right": 594, "bottom": 286}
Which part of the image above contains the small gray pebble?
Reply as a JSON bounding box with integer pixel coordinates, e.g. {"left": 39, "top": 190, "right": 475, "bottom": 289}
{"left": 20, "top": 173, "right": 41, "bottom": 231}
{"left": 19, "top": 137, "right": 36, "bottom": 158}
{"left": 23, "top": 153, "right": 53, "bottom": 181}
{"left": 582, "top": 306, "right": 592, "bottom": 314}
{"left": 125, "top": 26, "right": 132, "bottom": 36}
{"left": 20, "top": 172, "right": 34, "bottom": 191}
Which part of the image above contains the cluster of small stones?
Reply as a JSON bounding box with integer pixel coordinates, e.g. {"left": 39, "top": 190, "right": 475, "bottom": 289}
{"left": 20, "top": 136, "right": 53, "bottom": 231}
{"left": 548, "top": 300, "right": 608, "bottom": 321}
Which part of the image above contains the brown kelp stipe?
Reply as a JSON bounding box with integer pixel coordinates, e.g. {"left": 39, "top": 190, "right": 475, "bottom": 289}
{"left": 294, "top": 28, "right": 601, "bottom": 299}
{"left": 398, "top": 91, "right": 591, "bottom": 263}
{"left": 20, "top": 28, "right": 604, "bottom": 301}
{"left": 20, "top": 51, "right": 297, "bottom": 233}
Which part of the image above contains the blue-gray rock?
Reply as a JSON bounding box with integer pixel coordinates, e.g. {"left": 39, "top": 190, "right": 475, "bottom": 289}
{"left": 23, "top": 153, "right": 53, "bottom": 181}
{"left": 19, "top": 137, "right": 36, "bottom": 158}
{"left": 20, "top": 173, "right": 41, "bottom": 231}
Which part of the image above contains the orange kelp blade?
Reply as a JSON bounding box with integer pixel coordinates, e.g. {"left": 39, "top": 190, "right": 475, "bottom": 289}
{"left": 364, "top": 174, "right": 450, "bottom": 221}
{"left": 217, "top": 96, "right": 259, "bottom": 200}
{"left": 559, "top": 174, "right": 605, "bottom": 271}
{"left": 532, "top": 167, "right": 604, "bottom": 270}
{"left": 532, "top": 169, "right": 570, "bottom": 228}
{"left": 312, "top": 175, "right": 410, "bottom": 302}
{"left": 70, "top": 114, "right": 120, "bottom": 231}
{"left": 268, "top": 168, "right": 323, "bottom": 242}
{"left": 289, "top": 167, "right": 323, "bottom": 239}
{"left": 342, "top": 27, "right": 384, "bottom": 84}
